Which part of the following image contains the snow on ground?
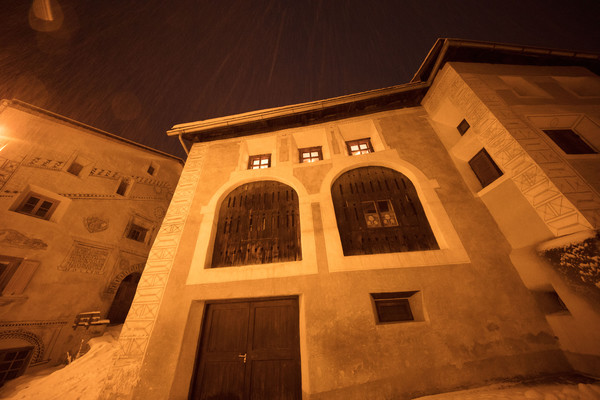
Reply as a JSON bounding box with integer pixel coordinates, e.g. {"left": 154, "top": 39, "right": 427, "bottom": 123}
{"left": 0, "top": 326, "right": 120, "bottom": 400}
{"left": 413, "top": 379, "right": 600, "bottom": 400}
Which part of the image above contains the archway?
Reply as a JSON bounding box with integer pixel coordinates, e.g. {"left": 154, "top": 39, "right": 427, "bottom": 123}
{"left": 106, "top": 272, "right": 141, "bottom": 325}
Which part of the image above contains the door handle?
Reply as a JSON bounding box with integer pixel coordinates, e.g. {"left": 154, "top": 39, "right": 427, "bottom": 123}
{"left": 238, "top": 353, "right": 247, "bottom": 364}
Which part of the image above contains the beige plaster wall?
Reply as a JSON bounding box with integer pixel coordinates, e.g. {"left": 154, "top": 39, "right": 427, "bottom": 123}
{"left": 0, "top": 101, "right": 182, "bottom": 369}
{"left": 130, "top": 107, "right": 568, "bottom": 399}
{"left": 423, "top": 63, "right": 600, "bottom": 375}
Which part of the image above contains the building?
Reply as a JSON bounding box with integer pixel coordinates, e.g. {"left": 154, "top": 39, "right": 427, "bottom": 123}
{"left": 97, "top": 38, "right": 599, "bottom": 399}
{"left": 0, "top": 100, "right": 183, "bottom": 385}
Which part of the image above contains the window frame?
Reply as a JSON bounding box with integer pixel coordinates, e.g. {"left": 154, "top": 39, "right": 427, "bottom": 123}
{"left": 345, "top": 138, "right": 373, "bottom": 156}
{"left": 248, "top": 154, "right": 272, "bottom": 170}
{"left": 542, "top": 129, "right": 598, "bottom": 155}
{"left": 14, "top": 193, "right": 59, "bottom": 220}
{"left": 468, "top": 149, "right": 503, "bottom": 189}
{"left": 0, "top": 256, "right": 22, "bottom": 293}
{"left": 298, "top": 146, "right": 323, "bottom": 163}
{"left": 371, "top": 291, "right": 420, "bottom": 324}
{"left": 457, "top": 119, "right": 470, "bottom": 135}
{"left": 126, "top": 223, "right": 149, "bottom": 243}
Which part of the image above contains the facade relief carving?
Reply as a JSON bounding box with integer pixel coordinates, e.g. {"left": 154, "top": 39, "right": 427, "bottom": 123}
{"left": 0, "top": 229, "right": 48, "bottom": 250}
{"left": 84, "top": 216, "right": 109, "bottom": 233}
{"left": 26, "top": 156, "right": 66, "bottom": 171}
{"left": 58, "top": 240, "right": 112, "bottom": 274}
{"left": 0, "top": 156, "right": 19, "bottom": 191}
{"left": 0, "top": 330, "right": 45, "bottom": 364}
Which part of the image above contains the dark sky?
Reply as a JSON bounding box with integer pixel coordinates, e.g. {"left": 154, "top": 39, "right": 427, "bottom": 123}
{"left": 2, "top": 0, "right": 600, "bottom": 159}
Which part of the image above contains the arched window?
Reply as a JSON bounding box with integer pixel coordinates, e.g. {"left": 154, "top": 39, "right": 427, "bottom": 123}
{"left": 212, "top": 181, "right": 301, "bottom": 268}
{"left": 331, "top": 166, "right": 438, "bottom": 256}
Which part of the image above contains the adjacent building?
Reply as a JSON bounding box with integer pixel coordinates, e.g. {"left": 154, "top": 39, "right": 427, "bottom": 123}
{"left": 0, "top": 100, "right": 183, "bottom": 385}
{"left": 103, "top": 39, "right": 599, "bottom": 399}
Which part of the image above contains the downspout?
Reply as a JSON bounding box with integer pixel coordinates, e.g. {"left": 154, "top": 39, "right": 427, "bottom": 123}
{"left": 178, "top": 133, "right": 190, "bottom": 156}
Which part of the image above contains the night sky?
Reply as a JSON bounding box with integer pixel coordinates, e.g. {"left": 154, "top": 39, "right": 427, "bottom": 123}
{"left": 2, "top": 0, "right": 600, "bottom": 159}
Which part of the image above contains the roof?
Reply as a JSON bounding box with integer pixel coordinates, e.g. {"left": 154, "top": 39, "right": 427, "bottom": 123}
{"left": 3, "top": 99, "right": 185, "bottom": 165}
{"left": 168, "top": 38, "right": 600, "bottom": 144}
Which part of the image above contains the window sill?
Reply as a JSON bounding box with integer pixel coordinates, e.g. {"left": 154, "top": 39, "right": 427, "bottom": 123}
{"left": 188, "top": 259, "right": 317, "bottom": 284}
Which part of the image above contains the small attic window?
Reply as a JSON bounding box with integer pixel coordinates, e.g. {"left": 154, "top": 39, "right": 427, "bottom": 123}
{"left": 147, "top": 161, "right": 159, "bottom": 176}
{"left": 457, "top": 119, "right": 470, "bottom": 135}
{"left": 147, "top": 165, "right": 155, "bottom": 175}
{"left": 67, "top": 161, "right": 84, "bottom": 176}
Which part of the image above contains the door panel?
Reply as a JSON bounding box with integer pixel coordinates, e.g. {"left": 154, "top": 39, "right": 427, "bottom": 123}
{"left": 191, "top": 298, "right": 300, "bottom": 400}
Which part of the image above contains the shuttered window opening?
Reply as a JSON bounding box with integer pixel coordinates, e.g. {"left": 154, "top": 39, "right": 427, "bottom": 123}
{"left": 542, "top": 129, "right": 597, "bottom": 154}
{"left": 457, "top": 119, "right": 470, "bottom": 135}
{"left": 331, "top": 166, "right": 438, "bottom": 256}
{"left": 371, "top": 291, "right": 418, "bottom": 323}
{"left": 212, "top": 181, "right": 301, "bottom": 267}
{"left": 468, "top": 149, "right": 503, "bottom": 188}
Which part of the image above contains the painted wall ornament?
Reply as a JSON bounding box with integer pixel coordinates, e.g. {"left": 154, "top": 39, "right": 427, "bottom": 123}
{"left": 84, "top": 216, "right": 109, "bottom": 233}
{"left": 0, "top": 229, "right": 48, "bottom": 250}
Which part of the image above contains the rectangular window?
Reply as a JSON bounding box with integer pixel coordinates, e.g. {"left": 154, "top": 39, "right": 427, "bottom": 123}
{"left": 0, "top": 257, "right": 21, "bottom": 293}
{"left": 147, "top": 165, "right": 155, "bottom": 175}
{"left": 361, "top": 200, "right": 398, "bottom": 228}
{"left": 248, "top": 154, "right": 271, "bottom": 169}
{"left": 371, "top": 291, "right": 418, "bottom": 323}
{"left": 116, "top": 179, "right": 130, "bottom": 196}
{"left": 126, "top": 224, "right": 148, "bottom": 242}
{"left": 15, "top": 194, "right": 57, "bottom": 220}
{"left": 542, "top": 129, "right": 597, "bottom": 154}
{"left": 67, "top": 161, "right": 84, "bottom": 176}
{"left": 0, "top": 346, "right": 34, "bottom": 386}
{"left": 346, "top": 138, "right": 373, "bottom": 156}
{"left": 299, "top": 146, "right": 323, "bottom": 163}
{"left": 468, "top": 149, "right": 503, "bottom": 188}
{"left": 457, "top": 119, "right": 470, "bottom": 135}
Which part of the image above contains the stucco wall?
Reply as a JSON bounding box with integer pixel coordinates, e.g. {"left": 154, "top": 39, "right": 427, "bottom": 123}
{"left": 127, "top": 107, "right": 568, "bottom": 399}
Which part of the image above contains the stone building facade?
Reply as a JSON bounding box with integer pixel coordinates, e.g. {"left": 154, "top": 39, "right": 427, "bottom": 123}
{"left": 96, "top": 39, "right": 598, "bottom": 399}
{"left": 0, "top": 100, "right": 183, "bottom": 384}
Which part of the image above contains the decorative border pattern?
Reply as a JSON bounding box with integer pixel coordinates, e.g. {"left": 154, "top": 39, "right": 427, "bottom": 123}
{"left": 102, "top": 145, "right": 206, "bottom": 398}
{"left": 0, "top": 330, "right": 45, "bottom": 363}
{"left": 424, "top": 65, "right": 597, "bottom": 235}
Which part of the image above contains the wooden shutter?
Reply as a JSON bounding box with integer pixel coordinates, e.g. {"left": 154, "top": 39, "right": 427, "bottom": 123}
{"left": 211, "top": 181, "right": 301, "bottom": 267}
{"left": 331, "top": 166, "right": 438, "bottom": 256}
{"left": 468, "top": 149, "right": 503, "bottom": 188}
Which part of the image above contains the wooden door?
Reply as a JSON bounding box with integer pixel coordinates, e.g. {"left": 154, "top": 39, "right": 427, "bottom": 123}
{"left": 191, "top": 298, "right": 301, "bottom": 400}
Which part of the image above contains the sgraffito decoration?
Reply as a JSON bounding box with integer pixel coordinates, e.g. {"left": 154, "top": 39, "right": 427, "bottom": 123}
{"left": 58, "top": 240, "right": 112, "bottom": 274}
{"left": 83, "top": 216, "right": 109, "bottom": 233}
{"left": 0, "top": 330, "right": 45, "bottom": 364}
{"left": 0, "top": 229, "right": 48, "bottom": 250}
{"left": 101, "top": 144, "right": 207, "bottom": 399}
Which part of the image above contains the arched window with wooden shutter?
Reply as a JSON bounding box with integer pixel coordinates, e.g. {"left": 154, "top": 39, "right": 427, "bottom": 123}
{"left": 331, "top": 166, "right": 438, "bottom": 256}
{"left": 211, "top": 181, "right": 301, "bottom": 268}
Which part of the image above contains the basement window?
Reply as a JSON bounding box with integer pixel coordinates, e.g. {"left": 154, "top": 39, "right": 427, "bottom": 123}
{"left": 468, "top": 149, "right": 503, "bottom": 188}
{"left": 299, "top": 146, "right": 323, "bottom": 163}
{"left": 371, "top": 291, "right": 421, "bottom": 324}
{"left": 457, "top": 119, "right": 470, "bottom": 135}
{"left": 248, "top": 154, "right": 271, "bottom": 169}
{"left": 346, "top": 138, "right": 373, "bottom": 156}
{"left": 542, "top": 129, "right": 597, "bottom": 154}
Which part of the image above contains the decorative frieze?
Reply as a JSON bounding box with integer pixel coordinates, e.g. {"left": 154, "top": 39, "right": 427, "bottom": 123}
{"left": 102, "top": 145, "right": 207, "bottom": 398}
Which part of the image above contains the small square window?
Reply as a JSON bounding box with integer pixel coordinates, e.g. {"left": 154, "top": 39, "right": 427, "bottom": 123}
{"left": 346, "top": 138, "right": 373, "bottom": 156}
{"left": 147, "top": 165, "right": 155, "bottom": 175}
{"left": 116, "top": 179, "right": 131, "bottom": 196}
{"left": 468, "top": 149, "right": 503, "bottom": 188}
{"left": 299, "top": 146, "right": 323, "bottom": 163}
{"left": 542, "top": 129, "right": 597, "bottom": 154}
{"left": 15, "top": 194, "right": 58, "bottom": 220}
{"left": 457, "top": 119, "right": 470, "bottom": 135}
{"left": 67, "top": 161, "right": 84, "bottom": 176}
{"left": 371, "top": 291, "right": 419, "bottom": 323}
{"left": 146, "top": 161, "right": 159, "bottom": 176}
{"left": 248, "top": 154, "right": 271, "bottom": 169}
{"left": 126, "top": 224, "right": 148, "bottom": 243}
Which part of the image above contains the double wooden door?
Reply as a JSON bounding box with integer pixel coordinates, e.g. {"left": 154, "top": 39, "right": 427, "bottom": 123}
{"left": 191, "top": 298, "right": 301, "bottom": 400}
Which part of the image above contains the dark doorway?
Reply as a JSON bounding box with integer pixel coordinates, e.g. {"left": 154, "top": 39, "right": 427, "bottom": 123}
{"left": 107, "top": 272, "right": 141, "bottom": 325}
{"left": 191, "top": 297, "right": 301, "bottom": 400}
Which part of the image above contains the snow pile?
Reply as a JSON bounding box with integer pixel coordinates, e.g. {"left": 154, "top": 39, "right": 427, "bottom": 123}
{"left": 413, "top": 381, "right": 600, "bottom": 400}
{"left": 0, "top": 327, "right": 120, "bottom": 400}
